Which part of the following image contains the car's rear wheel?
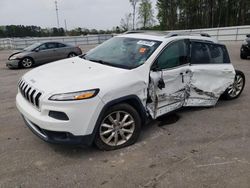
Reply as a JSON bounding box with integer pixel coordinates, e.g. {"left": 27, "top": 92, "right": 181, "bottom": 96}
{"left": 222, "top": 70, "right": 245, "bottom": 100}
{"left": 94, "top": 103, "right": 141, "bottom": 150}
{"left": 21, "top": 57, "right": 33, "bottom": 68}
{"left": 68, "top": 52, "right": 77, "bottom": 58}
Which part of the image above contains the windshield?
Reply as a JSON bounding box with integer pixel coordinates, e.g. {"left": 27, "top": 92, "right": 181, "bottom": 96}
{"left": 24, "top": 42, "right": 42, "bottom": 51}
{"left": 84, "top": 37, "right": 161, "bottom": 69}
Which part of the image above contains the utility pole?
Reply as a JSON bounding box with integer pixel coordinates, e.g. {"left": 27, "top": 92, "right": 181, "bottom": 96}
{"left": 55, "top": 0, "right": 60, "bottom": 28}
{"left": 64, "top": 19, "right": 68, "bottom": 35}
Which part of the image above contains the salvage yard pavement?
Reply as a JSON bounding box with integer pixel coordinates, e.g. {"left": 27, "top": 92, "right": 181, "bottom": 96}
{"left": 0, "top": 42, "right": 250, "bottom": 188}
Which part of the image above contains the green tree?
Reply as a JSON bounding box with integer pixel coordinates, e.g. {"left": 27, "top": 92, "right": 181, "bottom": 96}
{"left": 156, "top": 0, "right": 250, "bottom": 30}
{"left": 138, "top": 0, "right": 154, "bottom": 29}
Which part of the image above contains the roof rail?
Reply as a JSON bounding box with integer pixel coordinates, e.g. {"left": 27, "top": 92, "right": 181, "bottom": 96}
{"left": 125, "top": 30, "right": 145, "bottom": 34}
{"left": 124, "top": 30, "right": 211, "bottom": 38}
{"left": 124, "top": 30, "right": 169, "bottom": 35}
{"left": 166, "top": 32, "right": 211, "bottom": 38}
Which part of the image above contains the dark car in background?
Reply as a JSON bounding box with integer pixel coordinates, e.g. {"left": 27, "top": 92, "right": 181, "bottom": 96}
{"left": 6, "top": 42, "right": 82, "bottom": 69}
{"left": 240, "top": 34, "right": 250, "bottom": 59}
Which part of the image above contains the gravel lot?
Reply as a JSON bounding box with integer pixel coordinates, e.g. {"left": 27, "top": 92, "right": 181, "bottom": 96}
{"left": 0, "top": 42, "right": 249, "bottom": 188}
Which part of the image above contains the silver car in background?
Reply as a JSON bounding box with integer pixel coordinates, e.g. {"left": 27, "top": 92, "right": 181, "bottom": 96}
{"left": 6, "top": 42, "right": 82, "bottom": 69}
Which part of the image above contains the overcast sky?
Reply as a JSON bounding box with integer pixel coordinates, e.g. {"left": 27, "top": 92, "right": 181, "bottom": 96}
{"left": 0, "top": 0, "right": 157, "bottom": 30}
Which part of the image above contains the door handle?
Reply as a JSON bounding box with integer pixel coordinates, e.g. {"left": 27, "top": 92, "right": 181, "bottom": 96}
{"left": 180, "top": 72, "right": 184, "bottom": 83}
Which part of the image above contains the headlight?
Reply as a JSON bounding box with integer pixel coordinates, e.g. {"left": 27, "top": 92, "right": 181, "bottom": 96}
{"left": 9, "top": 56, "right": 18, "bottom": 60}
{"left": 49, "top": 89, "right": 99, "bottom": 101}
{"left": 243, "top": 39, "right": 247, "bottom": 45}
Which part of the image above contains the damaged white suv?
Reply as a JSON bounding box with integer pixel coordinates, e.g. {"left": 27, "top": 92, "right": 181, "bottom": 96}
{"left": 16, "top": 32, "right": 245, "bottom": 150}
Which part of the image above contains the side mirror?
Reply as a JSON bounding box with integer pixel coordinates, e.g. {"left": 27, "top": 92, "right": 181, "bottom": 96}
{"left": 34, "top": 48, "right": 40, "bottom": 52}
{"left": 158, "top": 78, "right": 165, "bottom": 90}
{"left": 151, "top": 61, "right": 162, "bottom": 72}
{"left": 246, "top": 34, "right": 250, "bottom": 38}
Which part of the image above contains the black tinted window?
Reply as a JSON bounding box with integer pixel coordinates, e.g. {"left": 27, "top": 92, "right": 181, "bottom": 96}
{"left": 46, "top": 43, "right": 57, "bottom": 49}
{"left": 38, "top": 44, "right": 47, "bottom": 51}
{"left": 191, "top": 42, "right": 230, "bottom": 64}
{"left": 191, "top": 42, "right": 210, "bottom": 64}
{"left": 157, "top": 40, "right": 189, "bottom": 69}
{"left": 58, "top": 43, "right": 66, "bottom": 48}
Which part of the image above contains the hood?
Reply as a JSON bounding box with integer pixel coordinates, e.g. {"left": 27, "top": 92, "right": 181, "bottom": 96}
{"left": 9, "top": 50, "right": 30, "bottom": 60}
{"left": 22, "top": 57, "right": 128, "bottom": 95}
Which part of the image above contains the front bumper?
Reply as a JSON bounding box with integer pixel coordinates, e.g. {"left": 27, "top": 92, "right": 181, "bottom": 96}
{"left": 22, "top": 115, "right": 93, "bottom": 145}
{"left": 241, "top": 45, "right": 250, "bottom": 55}
{"left": 16, "top": 92, "right": 104, "bottom": 145}
{"left": 6, "top": 59, "right": 20, "bottom": 68}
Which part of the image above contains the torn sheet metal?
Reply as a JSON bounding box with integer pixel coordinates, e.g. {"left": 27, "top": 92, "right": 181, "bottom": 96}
{"left": 146, "top": 64, "right": 235, "bottom": 118}
{"left": 147, "top": 67, "right": 189, "bottom": 119}
{"left": 184, "top": 65, "right": 235, "bottom": 106}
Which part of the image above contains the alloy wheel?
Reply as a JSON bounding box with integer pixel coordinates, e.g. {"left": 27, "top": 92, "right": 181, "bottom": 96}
{"left": 227, "top": 74, "right": 244, "bottom": 98}
{"left": 99, "top": 111, "right": 135, "bottom": 147}
{"left": 22, "top": 58, "right": 33, "bottom": 68}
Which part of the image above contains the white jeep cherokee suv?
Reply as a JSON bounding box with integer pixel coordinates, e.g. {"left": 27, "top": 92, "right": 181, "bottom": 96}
{"left": 16, "top": 32, "right": 245, "bottom": 150}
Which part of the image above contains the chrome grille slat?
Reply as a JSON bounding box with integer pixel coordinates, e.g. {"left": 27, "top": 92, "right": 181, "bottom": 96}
{"left": 18, "top": 79, "right": 42, "bottom": 109}
{"left": 30, "top": 90, "right": 36, "bottom": 104}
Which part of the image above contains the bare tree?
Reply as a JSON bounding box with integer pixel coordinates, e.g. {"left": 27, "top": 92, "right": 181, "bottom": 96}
{"left": 120, "top": 13, "right": 133, "bottom": 31}
{"left": 129, "top": 0, "right": 139, "bottom": 30}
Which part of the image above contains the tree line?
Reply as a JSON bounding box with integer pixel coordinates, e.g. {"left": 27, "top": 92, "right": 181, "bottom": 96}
{"left": 1, "top": 0, "right": 250, "bottom": 38}
{"left": 122, "top": 0, "right": 250, "bottom": 30}
{"left": 156, "top": 0, "right": 250, "bottom": 30}
{"left": 0, "top": 25, "right": 121, "bottom": 38}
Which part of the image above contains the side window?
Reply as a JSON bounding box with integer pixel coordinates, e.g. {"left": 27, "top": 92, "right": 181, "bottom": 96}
{"left": 57, "top": 43, "right": 66, "bottom": 48}
{"left": 157, "top": 40, "right": 189, "bottom": 69}
{"left": 37, "top": 44, "right": 47, "bottom": 51}
{"left": 191, "top": 42, "right": 210, "bottom": 64}
{"left": 46, "top": 43, "right": 57, "bottom": 49}
{"left": 191, "top": 42, "right": 230, "bottom": 64}
{"left": 208, "top": 44, "right": 230, "bottom": 64}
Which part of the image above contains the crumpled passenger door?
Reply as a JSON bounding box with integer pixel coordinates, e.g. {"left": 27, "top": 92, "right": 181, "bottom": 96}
{"left": 147, "top": 39, "right": 191, "bottom": 119}
{"left": 184, "top": 41, "right": 235, "bottom": 106}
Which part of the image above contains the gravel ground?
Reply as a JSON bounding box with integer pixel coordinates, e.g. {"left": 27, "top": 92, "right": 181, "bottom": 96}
{"left": 0, "top": 42, "right": 249, "bottom": 188}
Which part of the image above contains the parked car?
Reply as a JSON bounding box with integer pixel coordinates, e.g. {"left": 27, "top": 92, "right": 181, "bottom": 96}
{"left": 6, "top": 42, "right": 82, "bottom": 69}
{"left": 240, "top": 34, "right": 250, "bottom": 59}
{"left": 16, "top": 32, "right": 245, "bottom": 150}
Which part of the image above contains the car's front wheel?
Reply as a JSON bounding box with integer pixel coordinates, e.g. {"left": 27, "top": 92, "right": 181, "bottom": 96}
{"left": 222, "top": 70, "right": 245, "bottom": 100}
{"left": 94, "top": 103, "right": 141, "bottom": 150}
{"left": 21, "top": 57, "right": 33, "bottom": 68}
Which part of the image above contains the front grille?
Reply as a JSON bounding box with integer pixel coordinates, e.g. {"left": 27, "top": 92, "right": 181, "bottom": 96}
{"left": 18, "top": 79, "right": 42, "bottom": 109}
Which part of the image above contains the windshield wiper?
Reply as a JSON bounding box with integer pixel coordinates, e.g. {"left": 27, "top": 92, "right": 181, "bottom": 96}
{"left": 80, "top": 54, "right": 86, "bottom": 59}
{"left": 88, "top": 59, "right": 107, "bottom": 64}
{"left": 86, "top": 58, "right": 132, "bottom": 69}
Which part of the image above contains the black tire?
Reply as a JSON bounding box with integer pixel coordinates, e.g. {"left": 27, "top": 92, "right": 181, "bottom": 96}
{"left": 94, "top": 103, "right": 141, "bottom": 150}
{"left": 20, "top": 57, "right": 34, "bottom": 68}
{"left": 240, "top": 53, "right": 247, "bottom": 59}
{"left": 68, "top": 52, "right": 77, "bottom": 58}
{"left": 222, "top": 70, "right": 245, "bottom": 100}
